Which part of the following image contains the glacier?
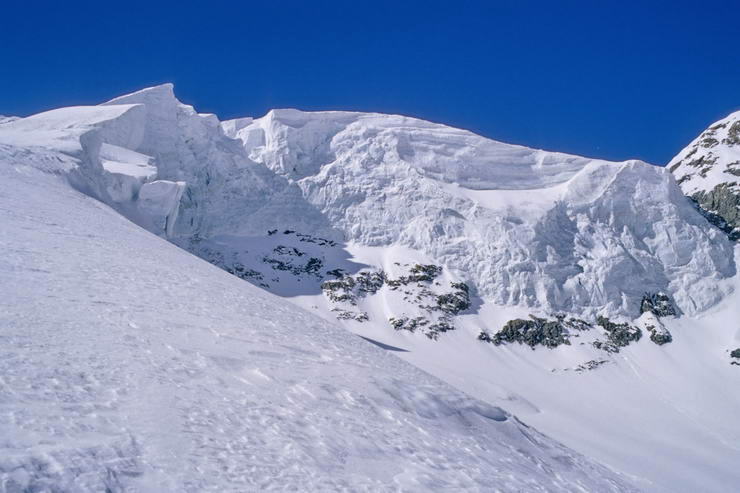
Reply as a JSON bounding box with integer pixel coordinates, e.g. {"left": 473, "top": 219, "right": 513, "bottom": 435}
{"left": 2, "top": 84, "right": 740, "bottom": 492}
{"left": 1, "top": 83, "right": 733, "bottom": 318}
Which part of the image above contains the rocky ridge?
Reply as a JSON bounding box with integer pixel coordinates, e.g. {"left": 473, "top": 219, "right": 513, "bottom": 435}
{"left": 669, "top": 110, "right": 740, "bottom": 240}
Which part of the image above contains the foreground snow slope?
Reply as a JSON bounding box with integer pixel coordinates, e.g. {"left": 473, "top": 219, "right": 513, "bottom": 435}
{"left": 0, "top": 161, "right": 636, "bottom": 490}
{"left": 346, "top": 252, "right": 740, "bottom": 493}
{"left": 190, "top": 232, "right": 740, "bottom": 493}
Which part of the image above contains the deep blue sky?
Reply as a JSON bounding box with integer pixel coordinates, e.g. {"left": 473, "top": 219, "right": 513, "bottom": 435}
{"left": 1, "top": 1, "right": 738, "bottom": 164}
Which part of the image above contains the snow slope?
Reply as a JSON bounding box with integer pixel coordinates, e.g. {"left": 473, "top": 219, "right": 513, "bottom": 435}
{"left": 184, "top": 230, "right": 740, "bottom": 493}
{"left": 2, "top": 84, "right": 740, "bottom": 492}
{"left": 0, "top": 150, "right": 636, "bottom": 491}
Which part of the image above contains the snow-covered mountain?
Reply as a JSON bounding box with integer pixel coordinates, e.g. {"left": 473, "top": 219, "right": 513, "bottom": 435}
{"left": 6, "top": 84, "right": 732, "bottom": 317}
{"left": 0, "top": 161, "right": 640, "bottom": 492}
{"left": 2, "top": 84, "right": 739, "bottom": 492}
{"left": 222, "top": 106, "right": 736, "bottom": 318}
{"left": 669, "top": 110, "right": 740, "bottom": 240}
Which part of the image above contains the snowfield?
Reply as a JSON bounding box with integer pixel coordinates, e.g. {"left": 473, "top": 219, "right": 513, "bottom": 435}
{"left": 2, "top": 84, "right": 740, "bottom": 492}
{"left": 0, "top": 159, "right": 637, "bottom": 492}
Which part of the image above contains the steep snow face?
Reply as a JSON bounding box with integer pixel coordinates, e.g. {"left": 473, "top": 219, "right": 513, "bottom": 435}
{"left": 228, "top": 109, "right": 735, "bottom": 316}
{"left": 0, "top": 158, "right": 637, "bottom": 491}
{"left": 669, "top": 110, "right": 740, "bottom": 240}
{"left": 232, "top": 109, "right": 593, "bottom": 188}
{"left": 100, "top": 85, "right": 289, "bottom": 238}
{"left": 669, "top": 110, "right": 740, "bottom": 195}
{"left": 0, "top": 85, "right": 733, "bottom": 319}
{"left": 0, "top": 103, "right": 148, "bottom": 202}
{"left": 100, "top": 85, "right": 344, "bottom": 239}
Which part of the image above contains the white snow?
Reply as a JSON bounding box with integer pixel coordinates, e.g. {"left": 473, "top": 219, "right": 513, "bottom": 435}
{"left": 0, "top": 158, "right": 636, "bottom": 492}
{"left": 99, "top": 143, "right": 157, "bottom": 179}
{"left": 2, "top": 83, "right": 740, "bottom": 492}
{"left": 4, "top": 84, "right": 731, "bottom": 317}
{"left": 170, "top": 231, "right": 740, "bottom": 493}
{"left": 228, "top": 108, "right": 735, "bottom": 317}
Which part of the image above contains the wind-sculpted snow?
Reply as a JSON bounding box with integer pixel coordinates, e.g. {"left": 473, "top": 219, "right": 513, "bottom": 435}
{"left": 0, "top": 163, "right": 637, "bottom": 491}
{"left": 100, "top": 85, "right": 337, "bottom": 240}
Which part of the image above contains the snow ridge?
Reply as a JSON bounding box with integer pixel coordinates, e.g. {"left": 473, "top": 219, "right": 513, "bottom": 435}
{"left": 230, "top": 109, "right": 735, "bottom": 317}
{"left": 669, "top": 110, "right": 740, "bottom": 239}
{"left": 0, "top": 85, "right": 734, "bottom": 319}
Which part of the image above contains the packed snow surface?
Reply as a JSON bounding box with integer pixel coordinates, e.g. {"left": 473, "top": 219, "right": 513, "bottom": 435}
{"left": 0, "top": 156, "right": 636, "bottom": 491}
{"left": 187, "top": 230, "right": 740, "bottom": 493}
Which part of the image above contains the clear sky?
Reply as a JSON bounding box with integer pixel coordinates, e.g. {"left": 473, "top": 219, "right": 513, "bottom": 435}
{"left": 1, "top": 0, "right": 738, "bottom": 164}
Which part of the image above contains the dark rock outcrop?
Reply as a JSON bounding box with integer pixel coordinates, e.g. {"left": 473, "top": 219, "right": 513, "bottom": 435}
{"left": 640, "top": 292, "right": 677, "bottom": 318}
{"left": 391, "top": 315, "right": 455, "bottom": 340}
{"left": 593, "top": 316, "right": 642, "bottom": 353}
{"left": 479, "top": 315, "right": 590, "bottom": 349}
{"left": 690, "top": 184, "right": 740, "bottom": 241}
{"left": 731, "top": 348, "right": 740, "bottom": 365}
{"left": 435, "top": 282, "right": 471, "bottom": 315}
{"left": 646, "top": 325, "right": 673, "bottom": 345}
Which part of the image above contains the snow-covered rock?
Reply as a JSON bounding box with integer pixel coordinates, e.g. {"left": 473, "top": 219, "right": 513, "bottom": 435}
{"left": 669, "top": 110, "right": 740, "bottom": 240}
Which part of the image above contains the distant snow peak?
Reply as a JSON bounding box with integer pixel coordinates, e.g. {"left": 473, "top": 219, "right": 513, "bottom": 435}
{"left": 669, "top": 110, "right": 740, "bottom": 240}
